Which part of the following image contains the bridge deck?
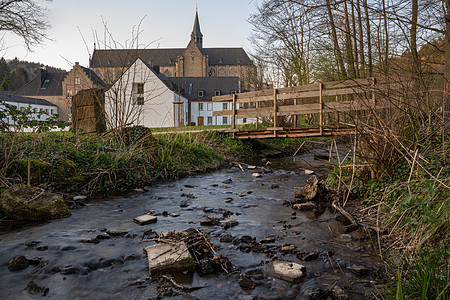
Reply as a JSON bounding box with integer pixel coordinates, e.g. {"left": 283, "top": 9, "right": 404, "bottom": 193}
{"left": 225, "top": 126, "right": 356, "bottom": 139}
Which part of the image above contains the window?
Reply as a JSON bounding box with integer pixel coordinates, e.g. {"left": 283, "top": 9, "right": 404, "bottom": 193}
{"left": 133, "top": 96, "right": 144, "bottom": 105}
{"left": 132, "top": 83, "right": 145, "bottom": 105}
{"left": 223, "top": 103, "right": 228, "bottom": 110}
{"left": 198, "top": 90, "right": 204, "bottom": 98}
{"left": 222, "top": 116, "right": 228, "bottom": 124}
{"left": 198, "top": 103, "right": 203, "bottom": 111}
{"left": 231, "top": 90, "right": 238, "bottom": 95}
{"left": 75, "top": 77, "right": 80, "bottom": 85}
{"left": 67, "top": 89, "right": 72, "bottom": 98}
{"left": 50, "top": 109, "right": 54, "bottom": 115}
{"left": 207, "top": 103, "right": 213, "bottom": 111}
{"left": 68, "top": 106, "right": 72, "bottom": 115}
{"left": 133, "top": 83, "right": 144, "bottom": 94}
{"left": 207, "top": 116, "right": 213, "bottom": 125}
{"left": 243, "top": 118, "right": 247, "bottom": 124}
{"left": 41, "top": 79, "right": 50, "bottom": 89}
{"left": 214, "top": 90, "right": 221, "bottom": 97}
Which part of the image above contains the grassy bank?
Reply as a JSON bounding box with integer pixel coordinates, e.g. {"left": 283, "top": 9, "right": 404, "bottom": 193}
{"left": 326, "top": 134, "right": 449, "bottom": 299}
{"left": 0, "top": 130, "right": 254, "bottom": 197}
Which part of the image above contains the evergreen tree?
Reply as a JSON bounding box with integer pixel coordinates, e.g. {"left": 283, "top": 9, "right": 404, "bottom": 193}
{"left": 0, "top": 57, "right": 11, "bottom": 91}
{"left": 8, "top": 67, "right": 29, "bottom": 91}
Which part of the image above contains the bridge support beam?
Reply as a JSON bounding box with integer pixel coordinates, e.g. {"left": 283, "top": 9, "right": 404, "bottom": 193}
{"left": 319, "top": 83, "right": 323, "bottom": 135}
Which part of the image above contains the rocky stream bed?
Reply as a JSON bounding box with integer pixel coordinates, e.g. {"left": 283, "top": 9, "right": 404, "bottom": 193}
{"left": 0, "top": 147, "right": 381, "bottom": 299}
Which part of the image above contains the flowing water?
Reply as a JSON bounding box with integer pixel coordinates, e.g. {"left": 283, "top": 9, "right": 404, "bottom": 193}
{"left": 0, "top": 147, "right": 380, "bottom": 299}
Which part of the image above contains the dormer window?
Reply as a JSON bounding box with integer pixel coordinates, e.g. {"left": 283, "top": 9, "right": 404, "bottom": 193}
{"left": 214, "top": 90, "right": 221, "bottom": 97}
{"left": 198, "top": 90, "right": 204, "bottom": 98}
{"left": 231, "top": 90, "right": 238, "bottom": 95}
{"left": 41, "top": 79, "right": 50, "bottom": 89}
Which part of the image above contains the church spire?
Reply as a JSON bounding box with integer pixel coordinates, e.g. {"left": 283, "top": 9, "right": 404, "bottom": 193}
{"left": 191, "top": 8, "right": 203, "bottom": 49}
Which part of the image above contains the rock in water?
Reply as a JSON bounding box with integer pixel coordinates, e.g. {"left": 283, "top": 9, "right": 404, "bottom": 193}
{"left": 133, "top": 214, "right": 157, "bottom": 225}
{"left": 144, "top": 242, "right": 194, "bottom": 275}
{"left": 293, "top": 175, "right": 326, "bottom": 202}
{"left": 8, "top": 255, "right": 29, "bottom": 271}
{"left": 0, "top": 186, "right": 70, "bottom": 221}
{"left": 252, "top": 173, "right": 262, "bottom": 178}
{"left": 271, "top": 261, "right": 305, "bottom": 283}
{"left": 24, "top": 281, "right": 49, "bottom": 296}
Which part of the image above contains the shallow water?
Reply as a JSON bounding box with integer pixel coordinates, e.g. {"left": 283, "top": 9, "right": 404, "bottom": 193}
{"left": 0, "top": 147, "right": 379, "bottom": 299}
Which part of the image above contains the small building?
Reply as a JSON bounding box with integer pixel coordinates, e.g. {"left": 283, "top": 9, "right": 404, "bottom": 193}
{"left": 0, "top": 92, "right": 58, "bottom": 126}
{"left": 105, "top": 58, "right": 188, "bottom": 128}
{"left": 12, "top": 67, "right": 69, "bottom": 122}
{"left": 61, "top": 62, "right": 105, "bottom": 122}
{"left": 169, "top": 77, "right": 239, "bottom": 126}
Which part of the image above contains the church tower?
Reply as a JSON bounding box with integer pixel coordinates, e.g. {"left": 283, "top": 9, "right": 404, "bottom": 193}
{"left": 191, "top": 9, "right": 203, "bottom": 49}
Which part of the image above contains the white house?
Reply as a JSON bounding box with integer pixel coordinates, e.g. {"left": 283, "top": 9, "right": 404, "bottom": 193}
{"left": 168, "top": 77, "right": 240, "bottom": 126}
{"left": 105, "top": 58, "right": 188, "bottom": 128}
{"left": 0, "top": 92, "right": 59, "bottom": 126}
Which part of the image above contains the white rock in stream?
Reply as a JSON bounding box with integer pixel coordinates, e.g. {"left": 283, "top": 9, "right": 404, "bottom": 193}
{"left": 304, "top": 169, "right": 315, "bottom": 175}
{"left": 144, "top": 242, "right": 194, "bottom": 275}
{"left": 252, "top": 173, "right": 262, "bottom": 178}
{"left": 133, "top": 214, "right": 157, "bottom": 225}
{"left": 272, "top": 261, "right": 306, "bottom": 283}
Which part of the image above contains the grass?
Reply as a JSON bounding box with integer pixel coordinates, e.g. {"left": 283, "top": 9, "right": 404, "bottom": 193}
{"left": 0, "top": 130, "right": 254, "bottom": 196}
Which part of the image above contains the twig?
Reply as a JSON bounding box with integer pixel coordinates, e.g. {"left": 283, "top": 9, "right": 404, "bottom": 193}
{"left": 292, "top": 141, "right": 305, "bottom": 156}
{"left": 160, "top": 275, "right": 206, "bottom": 291}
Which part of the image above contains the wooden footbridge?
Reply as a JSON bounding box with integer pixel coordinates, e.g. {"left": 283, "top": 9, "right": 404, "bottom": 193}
{"left": 213, "top": 78, "right": 382, "bottom": 139}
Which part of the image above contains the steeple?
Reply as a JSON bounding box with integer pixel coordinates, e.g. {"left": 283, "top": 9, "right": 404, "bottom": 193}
{"left": 191, "top": 8, "right": 203, "bottom": 49}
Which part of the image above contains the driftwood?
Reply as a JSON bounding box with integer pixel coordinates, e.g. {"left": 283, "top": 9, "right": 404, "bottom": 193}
{"left": 331, "top": 200, "right": 384, "bottom": 234}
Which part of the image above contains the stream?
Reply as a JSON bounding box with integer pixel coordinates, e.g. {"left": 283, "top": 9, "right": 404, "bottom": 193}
{"left": 0, "top": 147, "right": 380, "bottom": 299}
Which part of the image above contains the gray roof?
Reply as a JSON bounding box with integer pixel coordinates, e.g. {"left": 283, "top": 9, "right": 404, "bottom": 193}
{"left": 80, "top": 66, "right": 105, "bottom": 87}
{"left": 90, "top": 47, "right": 253, "bottom": 68}
{"left": 13, "top": 68, "right": 67, "bottom": 96}
{"left": 0, "top": 92, "right": 57, "bottom": 106}
{"left": 168, "top": 77, "right": 239, "bottom": 101}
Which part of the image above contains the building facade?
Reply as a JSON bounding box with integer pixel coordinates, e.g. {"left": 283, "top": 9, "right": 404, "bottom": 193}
{"left": 90, "top": 11, "right": 256, "bottom": 92}
{"left": 105, "top": 58, "right": 188, "bottom": 128}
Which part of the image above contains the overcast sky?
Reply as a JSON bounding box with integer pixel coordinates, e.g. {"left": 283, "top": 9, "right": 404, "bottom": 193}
{"left": 1, "top": 0, "right": 259, "bottom": 70}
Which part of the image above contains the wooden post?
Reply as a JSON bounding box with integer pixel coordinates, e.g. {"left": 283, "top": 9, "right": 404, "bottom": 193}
{"left": 232, "top": 93, "right": 237, "bottom": 130}
{"left": 335, "top": 95, "right": 339, "bottom": 125}
{"left": 27, "top": 158, "right": 31, "bottom": 187}
{"left": 293, "top": 98, "right": 297, "bottom": 127}
{"left": 255, "top": 101, "right": 259, "bottom": 129}
{"left": 319, "top": 83, "right": 323, "bottom": 135}
{"left": 371, "top": 77, "right": 376, "bottom": 107}
{"left": 273, "top": 88, "right": 278, "bottom": 137}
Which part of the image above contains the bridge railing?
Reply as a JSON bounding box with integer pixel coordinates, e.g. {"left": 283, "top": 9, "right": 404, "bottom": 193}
{"left": 213, "top": 78, "right": 380, "bottom": 135}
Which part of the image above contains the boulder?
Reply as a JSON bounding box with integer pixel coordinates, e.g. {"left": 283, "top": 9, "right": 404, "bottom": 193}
{"left": 252, "top": 173, "right": 262, "bottom": 178}
{"left": 294, "top": 175, "right": 327, "bottom": 202}
{"left": 133, "top": 214, "right": 157, "bottom": 225}
{"left": 144, "top": 242, "right": 194, "bottom": 275}
{"left": 271, "top": 261, "right": 305, "bottom": 283}
{"left": 0, "top": 186, "right": 70, "bottom": 221}
{"left": 24, "top": 281, "right": 49, "bottom": 296}
{"left": 8, "top": 255, "right": 29, "bottom": 271}
{"left": 304, "top": 169, "right": 315, "bottom": 175}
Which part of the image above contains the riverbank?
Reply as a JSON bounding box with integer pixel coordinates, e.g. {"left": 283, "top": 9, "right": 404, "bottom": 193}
{"left": 0, "top": 130, "right": 315, "bottom": 224}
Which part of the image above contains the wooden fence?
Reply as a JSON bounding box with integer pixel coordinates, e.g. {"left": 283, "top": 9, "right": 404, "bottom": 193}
{"left": 213, "top": 78, "right": 379, "bottom": 135}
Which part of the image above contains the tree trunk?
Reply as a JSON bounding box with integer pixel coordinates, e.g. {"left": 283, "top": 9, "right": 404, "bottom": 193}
{"left": 344, "top": 0, "right": 356, "bottom": 78}
{"left": 351, "top": 0, "right": 360, "bottom": 77}
{"left": 445, "top": 0, "right": 450, "bottom": 112}
{"left": 363, "top": 0, "right": 373, "bottom": 77}
{"left": 326, "top": 0, "right": 347, "bottom": 78}
{"left": 356, "top": 0, "right": 366, "bottom": 77}
{"left": 381, "top": 0, "right": 389, "bottom": 75}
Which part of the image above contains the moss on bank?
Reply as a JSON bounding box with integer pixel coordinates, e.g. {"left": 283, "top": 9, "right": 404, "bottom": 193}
{"left": 0, "top": 131, "right": 255, "bottom": 196}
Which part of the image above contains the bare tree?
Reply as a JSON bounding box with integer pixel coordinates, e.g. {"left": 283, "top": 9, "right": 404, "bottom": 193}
{"left": 0, "top": 0, "right": 50, "bottom": 50}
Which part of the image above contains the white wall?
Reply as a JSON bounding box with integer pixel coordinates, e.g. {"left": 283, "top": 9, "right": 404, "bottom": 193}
{"left": 105, "top": 59, "right": 187, "bottom": 128}
{"left": 0, "top": 101, "right": 58, "bottom": 125}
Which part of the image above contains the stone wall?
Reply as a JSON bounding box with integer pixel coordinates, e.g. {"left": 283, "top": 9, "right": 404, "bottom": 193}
{"left": 72, "top": 88, "right": 106, "bottom": 134}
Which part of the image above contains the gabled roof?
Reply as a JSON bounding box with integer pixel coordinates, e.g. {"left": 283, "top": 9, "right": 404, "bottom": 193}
{"left": 90, "top": 47, "right": 253, "bottom": 68}
{"left": 168, "top": 77, "right": 239, "bottom": 101}
{"left": 108, "top": 57, "right": 181, "bottom": 94}
{"left": 0, "top": 92, "right": 57, "bottom": 106}
{"left": 80, "top": 66, "right": 105, "bottom": 87}
{"left": 13, "top": 68, "right": 67, "bottom": 97}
